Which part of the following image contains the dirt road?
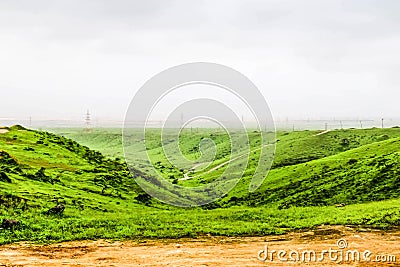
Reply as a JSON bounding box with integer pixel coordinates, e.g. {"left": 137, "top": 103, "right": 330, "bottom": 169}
{"left": 1, "top": 226, "right": 399, "bottom": 267}
{"left": 180, "top": 144, "right": 271, "bottom": 181}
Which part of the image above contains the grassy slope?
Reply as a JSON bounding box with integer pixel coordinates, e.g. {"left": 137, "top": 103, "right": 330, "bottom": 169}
{"left": 65, "top": 127, "right": 400, "bottom": 212}
{"left": 222, "top": 136, "right": 400, "bottom": 208}
{"left": 60, "top": 127, "right": 400, "bottom": 208}
{"left": 0, "top": 127, "right": 399, "bottom": 244}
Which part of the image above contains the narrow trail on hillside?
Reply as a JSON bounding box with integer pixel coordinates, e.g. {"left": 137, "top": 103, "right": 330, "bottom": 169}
{"left": 181, "top": 129, "right": 331, "bottom": 181}
{"left": 180, "top": 144, "right": 271, "bottom": 181}
{"left": 314, "top": 130, "right": 331, "bottom": 136}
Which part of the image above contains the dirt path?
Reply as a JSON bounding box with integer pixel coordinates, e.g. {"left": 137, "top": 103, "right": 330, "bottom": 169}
{"left": 180, "top": 144, "right": 271, "bottom": 181}
{"left": 0, "top": 129, "right": 9, "bottom": 134}
{"left": 314, "top": 130, "right": 330, "bottom": 136}
{"left": 1, "top": 226, "right": 399, "bottom": 266}
{"left": 180, "top": 129, "right": 330, "bottom": 181}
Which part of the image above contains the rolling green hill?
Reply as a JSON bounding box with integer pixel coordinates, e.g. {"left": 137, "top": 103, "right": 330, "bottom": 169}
{"left": 0, "top": 126, "right": 399, "bottom": 244}
{"left": 221, "top": 136, "right": 400, "bottom": 209}
{"left": 59, "top": 127, "right": 400, "bottom": 209}
{"left": 0, "top": 126, "right": 144, "bottom": 204}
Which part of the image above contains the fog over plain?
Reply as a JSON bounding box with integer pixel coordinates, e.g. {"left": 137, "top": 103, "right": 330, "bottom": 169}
{"left": 0, "top": 0, "right": 399, "bottom": 126}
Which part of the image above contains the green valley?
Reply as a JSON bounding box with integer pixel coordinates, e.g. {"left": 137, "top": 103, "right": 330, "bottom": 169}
{"left": 0, "top": 126, "right": 399, "bottom": 245}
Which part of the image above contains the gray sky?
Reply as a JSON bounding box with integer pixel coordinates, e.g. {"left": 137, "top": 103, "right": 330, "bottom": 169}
{"left": 1, "top": 0, "right": 399, "bottom": 124}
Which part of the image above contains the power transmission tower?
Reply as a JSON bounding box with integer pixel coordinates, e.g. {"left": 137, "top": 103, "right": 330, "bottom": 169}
{"left": 85, "top": 110, "right": 91, "bottom": 132}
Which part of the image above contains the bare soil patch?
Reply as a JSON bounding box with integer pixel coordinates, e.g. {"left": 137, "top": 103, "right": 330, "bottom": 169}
{"left": 1, "top": 226, "right": 399, "bottom": 266}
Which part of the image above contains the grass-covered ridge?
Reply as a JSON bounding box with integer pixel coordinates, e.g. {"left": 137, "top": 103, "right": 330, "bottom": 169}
{"left": 0, "top": 126, "right": 399, "bottom": 244}
{"left": 61, "top": 127, "right": 400, "bottom": 208}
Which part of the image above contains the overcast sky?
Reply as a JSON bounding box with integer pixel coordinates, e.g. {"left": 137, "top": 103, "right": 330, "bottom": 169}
{"left": 1, "top": 0, "right": 399, "bottom": 124}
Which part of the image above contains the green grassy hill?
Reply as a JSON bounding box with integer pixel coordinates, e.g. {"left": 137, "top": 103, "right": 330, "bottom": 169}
{"left": 222, "top": 136, "right": 400, "bottom": 209}
{"left": 0, "top": 126, "right": 144, "bottom": 204}
{"left": 0, "top": 126, "right": 399, "bottom": 244}
{"left": 59, "top": 127, "right": 400, "bottom": 209}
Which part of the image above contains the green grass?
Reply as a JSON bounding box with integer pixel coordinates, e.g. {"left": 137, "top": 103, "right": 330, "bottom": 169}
{"left": 0, "top": 126, "right": 399, "bottom": 244}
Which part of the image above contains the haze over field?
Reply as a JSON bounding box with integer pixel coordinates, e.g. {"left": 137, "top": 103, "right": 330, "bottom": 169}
{"left": 1, "top": 0, "right": 400, "bottom": 127}
{"left": 2, "top": 2, "right": 400, "bottom": 266}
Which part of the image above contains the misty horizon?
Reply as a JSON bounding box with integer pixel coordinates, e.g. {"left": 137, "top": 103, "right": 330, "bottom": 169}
{"left": 1, "top": 0, "right": 400, "bottom": 124}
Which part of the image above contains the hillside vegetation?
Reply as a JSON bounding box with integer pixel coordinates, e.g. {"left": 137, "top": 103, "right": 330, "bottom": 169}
{"left": 61, "top": 127, "right": 400, "bottom": 208}
{"left": 0, "top": 126, "right": 399, "bottom": 244}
